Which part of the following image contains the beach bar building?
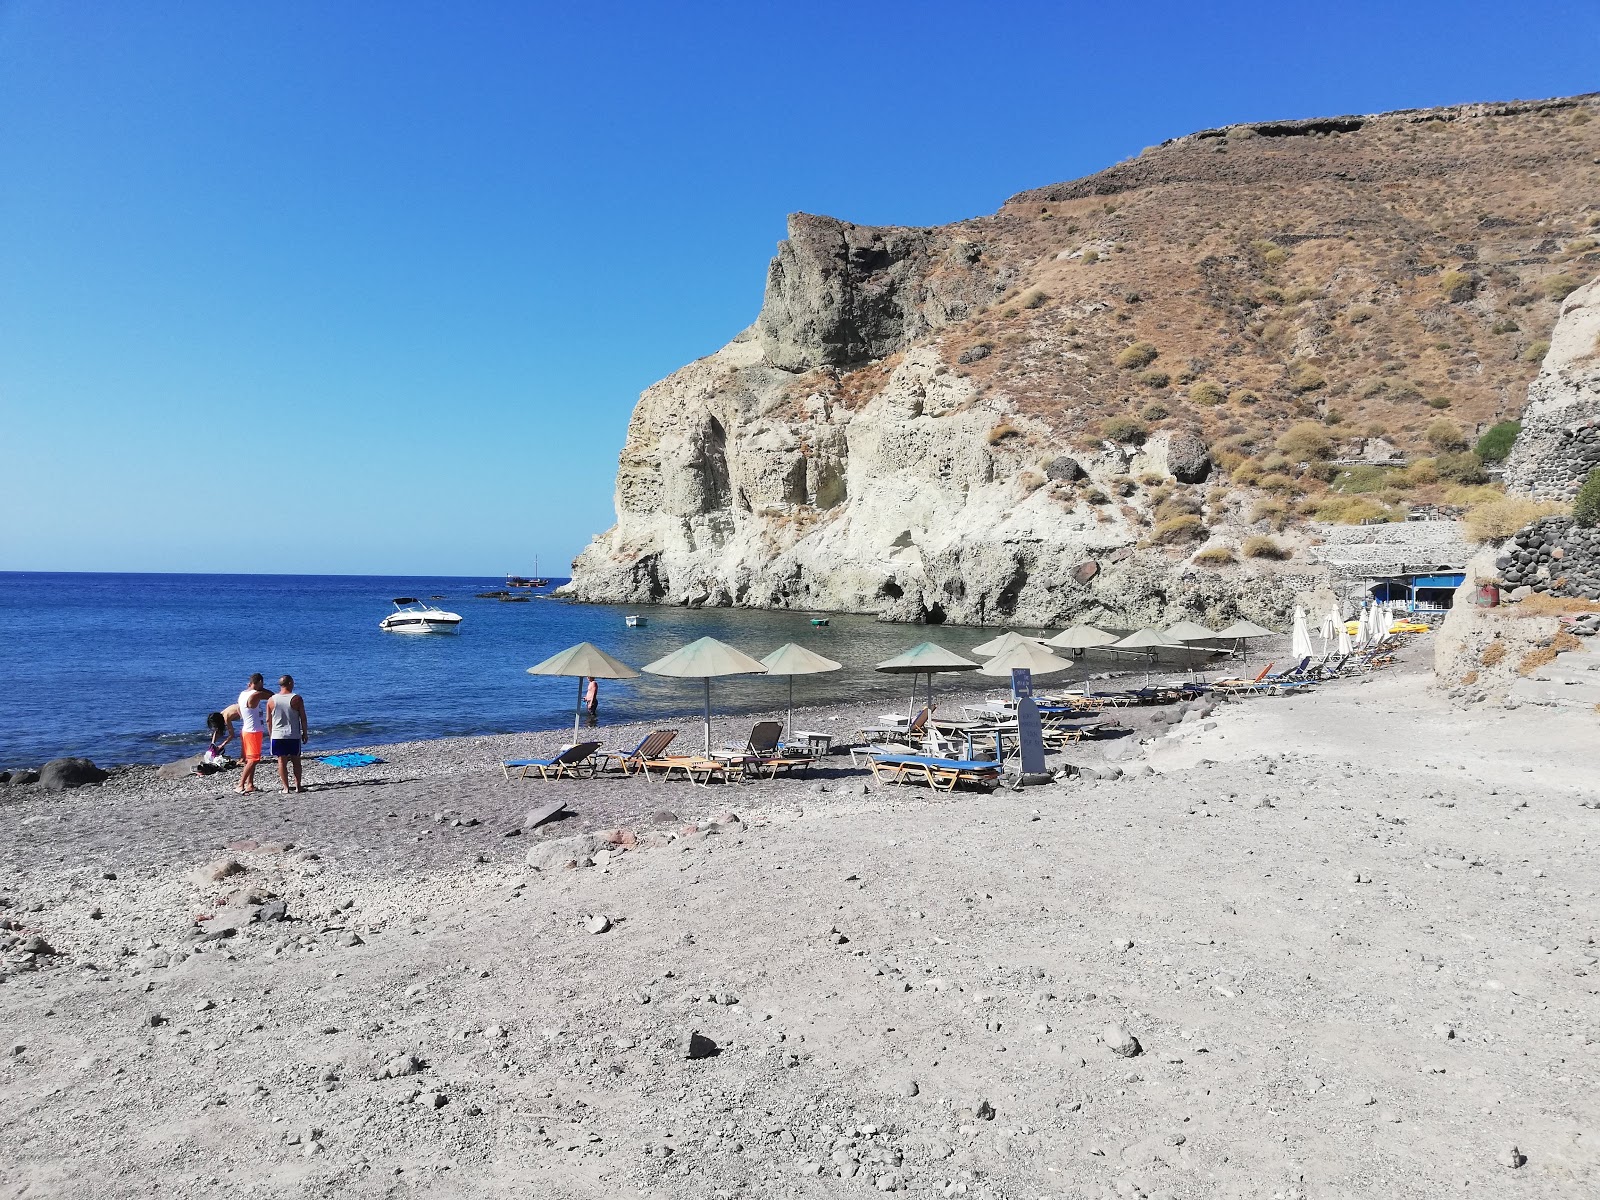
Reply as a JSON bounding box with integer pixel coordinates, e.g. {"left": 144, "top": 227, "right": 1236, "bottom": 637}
{"left": 1310, "top": 521, "right": 1471, "bottom": 613}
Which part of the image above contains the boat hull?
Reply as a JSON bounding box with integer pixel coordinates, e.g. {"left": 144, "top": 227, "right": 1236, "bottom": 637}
{"left": 380, "top": 615, "right": 462, "bottom": 634}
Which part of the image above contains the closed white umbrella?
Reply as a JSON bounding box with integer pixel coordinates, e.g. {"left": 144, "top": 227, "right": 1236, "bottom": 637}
{"left": 526, "top": 642, "right": 641, "bottom": 736}
{"left": 642, "top": 636, "right": 768, "bottom": 753}
{"left": 1337, "top": 621, "right": 1354, "bottom": 657}
{"left": 1290, "top": 607, "right": 1314, "bottom": 661}
{"left": 760, "top": 643, "right": 842, "bottom": 739}
{"left": 1319, "top": 607, "right": 1340, "bottom": 655}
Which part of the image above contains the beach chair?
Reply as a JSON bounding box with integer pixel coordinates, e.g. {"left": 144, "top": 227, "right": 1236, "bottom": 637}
{"left": 641, "top": 754, "right": 740, "bottom": 786}
{"left": 868, "top": 752, "right": 1001, "bottom": 792}
{"left": 1210, "top": 663, "right": 1275, "bottom": 696}
{"left": 597, "top": 730, "right": 677, "bottom": 775}
{"left": 500, "top": 741, "right": 601, "bottom": 781}
{"left": 724, "top": 720, "right": 783, "bottom": 756}
{"left": 858, "top": 707, "right": 932, "bottom": 745}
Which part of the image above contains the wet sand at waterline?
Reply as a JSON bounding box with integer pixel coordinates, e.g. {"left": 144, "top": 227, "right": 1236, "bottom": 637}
{"left": 2, "top": 640, "right": 1597, "bottom": 1198}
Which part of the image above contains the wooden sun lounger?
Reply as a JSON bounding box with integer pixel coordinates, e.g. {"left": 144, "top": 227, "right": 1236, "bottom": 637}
{"left": 867, "top": 753, "right": 1000, "bottom": 792}
{"left": 597, "top": 729, "right": 677, "bottom": 775}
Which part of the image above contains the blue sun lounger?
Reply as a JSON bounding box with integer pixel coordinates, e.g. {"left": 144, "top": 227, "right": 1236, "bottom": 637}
{"left": 500, "top": 741, "right": 602, "bottom": 781}
{"left": 867, "top": 752, "right": 1000, "bottom": 792}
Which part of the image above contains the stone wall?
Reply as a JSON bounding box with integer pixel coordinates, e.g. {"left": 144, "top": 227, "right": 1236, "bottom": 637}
{"left": 1495, "top": 516, "right": 1600, "bottom": 601}
{"left": 1503, "top": 277, "right": 1600, "bottom": 499}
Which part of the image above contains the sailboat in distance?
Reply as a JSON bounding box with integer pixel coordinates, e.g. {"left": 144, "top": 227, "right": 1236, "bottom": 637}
{"left": 506, "top": 555, "right": 551, "bottom": 589}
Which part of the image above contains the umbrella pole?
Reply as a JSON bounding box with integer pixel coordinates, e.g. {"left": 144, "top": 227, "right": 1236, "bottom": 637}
{"left": 787, "top": 676, "right": 794, "bottom": 742}
{"left": 573, "top": 677, "right": 583, "bottom": 738}
{"left": 703, "top": 677, "right": 711, "bottom": 755}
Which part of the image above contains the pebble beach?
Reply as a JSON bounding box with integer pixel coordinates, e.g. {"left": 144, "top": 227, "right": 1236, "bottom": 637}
{"left": 2, "top": 640, "right": 1598, "bottom": 1198}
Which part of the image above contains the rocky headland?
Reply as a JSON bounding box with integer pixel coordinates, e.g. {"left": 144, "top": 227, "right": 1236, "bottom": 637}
{"left": 564, "top": 94, "right": 1600, "bottom": 627}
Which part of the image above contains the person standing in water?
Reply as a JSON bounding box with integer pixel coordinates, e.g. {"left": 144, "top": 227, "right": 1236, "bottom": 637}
{"left": 236, "top": 672, "right": 272, "bottom": 794}
{"left": 266, "top": 675, "right": 309, "bottom": 794}
{"left": 584, "top": 676, "right": 599, "bottom": 727}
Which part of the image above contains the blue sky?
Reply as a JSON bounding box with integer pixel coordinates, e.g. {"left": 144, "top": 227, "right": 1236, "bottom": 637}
{"left": 1, "top": 1, "right": 1595, "bottom": 575}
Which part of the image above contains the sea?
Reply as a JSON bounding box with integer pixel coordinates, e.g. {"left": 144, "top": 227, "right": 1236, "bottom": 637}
{"left": 0, "top": 572, "right": 1098, "bottom": 770}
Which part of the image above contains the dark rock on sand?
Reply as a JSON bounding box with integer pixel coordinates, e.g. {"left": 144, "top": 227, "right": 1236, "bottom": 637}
{"left": 4, "top": 769, "right": 39, "bottom": 787}
{"left": 40, "top": 758, "right": 109, "bottom": 791}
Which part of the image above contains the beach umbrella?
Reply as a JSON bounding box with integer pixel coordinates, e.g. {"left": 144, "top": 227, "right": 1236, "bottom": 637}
{"left": 1045, "top": 624, "right": 1119, "bottom": 650}
{"left": 642, "top": 636, "right": 768, "bottom": 753}
{"left": 971, "top": 630, "right": 1049, "bottom": 657}
{"left": 1215, "top": 617, "right": 1275, "bottom": 665}
{"left": 760, "top": 643, "right": 842, "bottom": 739}
{"left": 1319, "top": 607, "right": 1340, "bottom": 655}
{"left": 1164, "top": 619, "right": 1219, "bottom": 643}
{"left": 1291, "top": 607, "right": 1314, "bottom": 661}
{"left": 976, "top": 641, "right": 1071, "bottom": 679}
{"left": 1336, "top": 621, "right": 1353, "bottom": 657}
{"left": 1112, "top": 628, "right": 1183, "bottom": 686}
{"left": 526, "top": 642, "right": 641, "bottom": 736}
{"left": 874, "top": 642, "right": 980, "bottom": 719}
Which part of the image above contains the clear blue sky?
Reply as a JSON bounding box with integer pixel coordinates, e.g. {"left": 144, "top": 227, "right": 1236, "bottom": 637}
{"left": 1, "top": 2, "right": 1594, "bottom": 576}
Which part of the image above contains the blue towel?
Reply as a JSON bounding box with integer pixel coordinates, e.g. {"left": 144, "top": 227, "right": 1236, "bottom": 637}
{"left": 318, "top": 752, "right": 384, "bottom": 768}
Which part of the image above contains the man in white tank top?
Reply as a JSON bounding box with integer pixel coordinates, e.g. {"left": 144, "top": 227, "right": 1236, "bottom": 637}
{"left": 266, "top": 675, "right": 309, "bottom": 794}
{"left": 236, "top": 673, "right": 272, "bottom": 794}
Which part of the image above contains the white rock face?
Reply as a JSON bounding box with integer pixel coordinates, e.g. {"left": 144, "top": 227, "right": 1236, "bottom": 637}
{"left": 565, "top": 217, "right": 1314, "bottom": 627}
{"left": 1504, "top": 277, "right": 1600, "bottom": 499}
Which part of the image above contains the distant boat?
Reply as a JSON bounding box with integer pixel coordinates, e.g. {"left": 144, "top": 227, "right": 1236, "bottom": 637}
{"left": 810, "top": 617, "right": 830, "bottom": 626}
{"left": 380, "top": 597, "right": 462, "bottom": 634}
{"left": 506, "top": 556, "right": 551, "bottom": 588}
{"left": 625, "top": 614, "right": 647, "bottom": 627}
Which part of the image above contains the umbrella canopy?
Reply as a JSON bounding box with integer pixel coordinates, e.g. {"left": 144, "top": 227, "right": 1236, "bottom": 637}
{"left": 1319, "top": 607, "right": 1340, "bottom": 641}
{"left": 977, "top": 641, "right": 1071, "bottom": 678}
{"left": 1291, "top": 607, "right": 1314, "bottom": 660}
{"left": 1336, "top": 622, "right": 1354, "bottom": 656}
{"left": 1045, "top": 624, "right": 1119, "bottom": 649}
{"left": 642, "top": 636, "right": 768, "bottom": 753}
{"left": 1113, "top": 628, "right": 1183, "bottom": 650}
{"left": 1164, "top": 619, "right": 1219, "bottom": 642}
{"left": 526, "top": 641, "right": 641, "bottom": 735}
{"left": 970, "top": 630, "right": 1049, "bottom": 657}
{"left": 875, "top": 642, "right": 979, "bottom": 718}
{"left": 1215, "top": 619, "right": 1275, "bottom": 638}
{"left": 760, "top": 643, "right": 843, "bottom": 738}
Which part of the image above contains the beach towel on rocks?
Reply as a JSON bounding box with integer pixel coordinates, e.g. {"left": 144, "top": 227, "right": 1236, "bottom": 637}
{"left": 318, "top": 752, "right": 384, "bottom": 768}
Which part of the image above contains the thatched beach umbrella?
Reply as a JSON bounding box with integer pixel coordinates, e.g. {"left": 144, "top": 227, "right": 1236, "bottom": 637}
{"left": 1164, "top": 619, "right": 1219, "bottom": 643}
{"left": 874, "top": 642, "right": 980, "bottom": 719}
{"left": 526, "top": 641, "right": 641, "bottom": 736}
{"left": 970, "top": 630, "right": 1048, "bottom": 657}
{"left": 760, "top": 643, "right": 842, "bottom": 739}
{"left": 642, "top": 636, "right": 768, "bottom": 753}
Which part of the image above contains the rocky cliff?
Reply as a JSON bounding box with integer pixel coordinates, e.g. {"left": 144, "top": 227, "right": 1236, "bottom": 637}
{"left": 1503, "top": 277, "right": 1600, "bottom": 499}
{"left": 566, "top": 94, "right": 1600, "bottom": 625}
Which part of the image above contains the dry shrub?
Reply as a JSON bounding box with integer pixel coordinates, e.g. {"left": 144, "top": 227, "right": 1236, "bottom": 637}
{"left": 1250, "top": 498, "right": 1289, "bottom": 530}
{"left": 987, "top": 421, "right": 1019, "bottom": 444}
{"left": 1461, "top": 670, "right": 1479, "bottom": 685}
{"left": 1518, "top": 646, "right": 1559, "bottom": 675}
{"left": 1480, "top": 641, "right": 1507, "bottom": 667}
{"left": 1243, "top": 535, "right": 1291, "bottom": 560}
{"left": 1193, "top": 546, "right": 1236, "bottom": 566}
{"left": 1147, "top": 515, "right": 1206, "bottom": 545}
{"left": 1310, "top": 495, "right": 1392, "bottom": 524}
{"left": 1018, "top": 470, "right": 1045, "bottom": 493}
{"left": 1115, "top": 342, "right": 1160, "bottom": 370}
{"left": 1189, "top": 380, "right": 1226, "bottom": 406}
{"left": 1511, "top": 594, "right": 1600, "bottom": 615}
{"left": 1464, "top": 495, "right": 1568, "bottom": 543}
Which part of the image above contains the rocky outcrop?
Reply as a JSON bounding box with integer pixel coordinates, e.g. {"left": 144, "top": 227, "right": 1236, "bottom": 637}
{"left": 755, "top": 214, "right": 1011, "bottom": 372}
{"left": 1496, "top": 516, "right": 1600, "bottom": 601}
{"left": 567, "top": 95, "right": 1600, "bottom": 626}
{"left": 1504, "top": 277, "right": 1600, "bottom": 499}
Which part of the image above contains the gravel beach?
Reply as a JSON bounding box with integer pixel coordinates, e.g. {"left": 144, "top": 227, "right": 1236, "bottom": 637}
{"left": 2, "top": 641, "right": 1597, "bottom": 1198}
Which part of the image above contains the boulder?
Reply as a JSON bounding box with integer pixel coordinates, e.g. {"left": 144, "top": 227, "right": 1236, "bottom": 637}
{"left": 1044, "top": 455, "right": 1083, "bottom": 482}
{"left": 525, "top": 832, "right": 613, "bottom": 872}
{"left": 1072, "top": 560, "right": 1100, "bottom": 585}
{"left": 4, "top": 769, "right": 39, "bottom": 787}
{"left": 157, "top": 755, "right": 205, "bottom": 781}
{"left": 39, "top": 758, "right": 108, "bottom": 791}
{"left": 1166, "top": 432, "right": 1212, "bottom": 483}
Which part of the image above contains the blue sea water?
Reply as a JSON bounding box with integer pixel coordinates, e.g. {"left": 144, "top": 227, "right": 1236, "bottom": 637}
{"left": 0, "top": 572, "right": 1049, "bottom": 769}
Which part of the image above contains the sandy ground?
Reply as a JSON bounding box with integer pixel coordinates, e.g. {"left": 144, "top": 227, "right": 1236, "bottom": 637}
{"left": 2, "top": 646, "right": 1598, "bottom": 1199}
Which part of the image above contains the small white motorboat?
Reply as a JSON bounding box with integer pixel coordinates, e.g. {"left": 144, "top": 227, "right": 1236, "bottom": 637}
{"left": 380, "top": 597, "right": 462, "bottom": 634}
{"left": 624, "top": 614, "right": 647, "bottom": 627}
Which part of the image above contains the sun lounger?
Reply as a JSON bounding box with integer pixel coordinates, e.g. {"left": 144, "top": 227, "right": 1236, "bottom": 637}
{"left": 867, "top": 752, "right": 1000, "bottom": 792}
{"left": 1210, "top": 663, "right": 1276, "bottom": 696}
{"left": 859, "top": 707, "right": 932, "bottom": 744}
{"left": 500, "top": 740, "right": 602, "bottom": 781}
{"left": 597, "top": 729, "right": 677, "bottom": 775}
{"left": 641, "top": 755, "right": 740, "bottom": 786}
{"left": 724, "top": 720, "right": 783, "bottom": 756}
